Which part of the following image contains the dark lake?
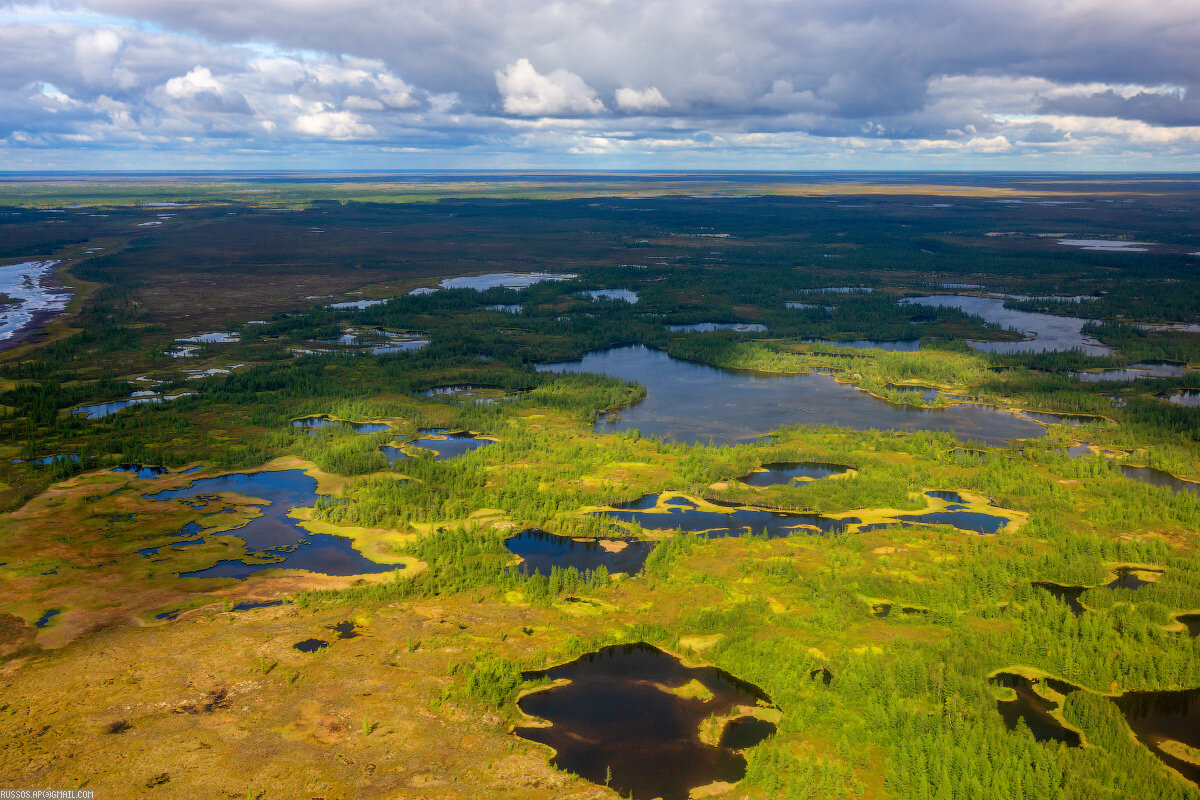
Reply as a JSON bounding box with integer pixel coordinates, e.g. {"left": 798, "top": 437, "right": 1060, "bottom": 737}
{"left": 602, "top": 493, "right": 856, "bottom": 537}
{"left": 145, "top": 470, "right": 401, "bottom": 579}
{"left": 1114, "top": 688, "right": 1200, "bottom": 785}
{"left": 737, "top": 461, "right": 850, "bottom": 486}
{"left": 537, "top": 346, "right": 1046, "bottom": 446}
{"left": 408, "top": 429, "right": 493, "bottom": 459}
{"left": 1033, "top": 581, "right": 1086, "bottom": 615}
{"left": 504, "top": 529, "right": 655, "bottom": 576}
{"left": 991, "top": 672, "right": 1081, "bottom": 746}
{"left": 292, "top": 416, "right": 393, "bottom": 434}
{"left": 1119, "top": 466, "right": 1200, "bottom": 498}
{"left": 516, "top": 643, "right": 775, "bottom": 800}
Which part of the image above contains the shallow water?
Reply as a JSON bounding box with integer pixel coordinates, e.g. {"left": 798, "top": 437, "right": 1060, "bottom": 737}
{"left": 537, "top": 346, "right": 1045, "bottom": 446}
{"left": 902, "top": 295, "right": 1108, "bottom": 355}
{"left": 1114, "top": 688, "right": 1200, "bottom": 785}
{"left": 991, "top": 673, "right": 1081, "bottom": 746}
{"left": 737, "top": 461, "right": 850, "bottom": 486}
{"left": 1118, "top": 465, "right": 1200, "bottom": 498}
{"left": 666, "top": 322, "right": 766, "bottom": 332}
{"left": 292, "top": 416, "right": 392, "bottom": 434}
{"left": 602, "top": 493, "right": 856, "bottom": 537}
{"left": 13, "top": 454, "right": 80, "bottom": 466}
{"left": 72, "top": 392, "right": 193, "bottom": 420}
{"left": 584, "top": 289, "right": 638, "bottom": 303}
{"left": 413, "top": 272, "right": 576, "bottom": 293}
{"left": 1164, "top": 390, "right": 1200, "bottom": 408}
{"left": 1022, "top": 410, "right": 1102, "bottom": 427}
{"left": 516, "top": 643, "right": 774, "bottom": 800}
{"left": 505, "top": 530, "right": 655, "bottom": 577}
{"left": 34, "top": 608, "right": 60, "bottom": 629}
{"left": 408, "top": 429, "right": 493, "bottom": 459}
{"left": 0, "top": 260, "right": 70, "bottom": 342}
{"left": 1072, "top": 363, "right": 1189, "bottom": 382}
{"left": 379, "top": 445, "right": 409, "bottom": 464}
{"left": 144, "top": 470, "right": 400, "bottom": 579}
{"left": 327, "top": 298, "right": 387, "bottom": 310}
{"left": 1057, "top": 239, "right": 1152, "bottom": 252}
{"left": 177, "top": 332, "right": 239, "bottom": 343}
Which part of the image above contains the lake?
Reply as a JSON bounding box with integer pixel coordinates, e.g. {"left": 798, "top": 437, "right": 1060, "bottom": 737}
{"left": 504, "top": 530, "right": 655, "bottom": 576}
{"left": 537, "top": 346, "right": 1046, "bottom": 445}
{"left": 901, "top": 295, "right": 1108, "bottom": 355}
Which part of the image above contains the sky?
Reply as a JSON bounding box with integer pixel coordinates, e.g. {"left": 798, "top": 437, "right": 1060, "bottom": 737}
{"left": 1, "top": 0, "right": 1198, "bottom": 171}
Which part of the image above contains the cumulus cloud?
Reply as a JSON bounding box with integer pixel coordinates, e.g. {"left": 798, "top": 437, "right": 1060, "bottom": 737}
{"left": 292, "top": 105, "right": 376, "bottom": 139}
{"left": 495, "top": 58, "right": 604, "bottom": 116}
{"left": 614, "top": 86, "right": 668, "bottom": 113}
{"left": 0, "top": 0, "right": 1198, "bottom": 165}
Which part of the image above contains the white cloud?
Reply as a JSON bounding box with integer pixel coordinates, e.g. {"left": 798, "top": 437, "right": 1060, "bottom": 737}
{"left": 292, "top": 103, "right": 376, "bottom": 139}
{"left": 164, "top": 66, "right": 221, "bottom": 99}
{"left": 495, "top": 58, "right": 604, "bottom": 116}
{"left": 614, "top": 86, "right": 668, "bottom": 113}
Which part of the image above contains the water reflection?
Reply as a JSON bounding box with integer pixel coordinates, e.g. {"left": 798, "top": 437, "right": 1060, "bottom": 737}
{"left": 1118, "top": 466, "right": 1200, "bottom": 498}
{"left": 737, "top": 461, "right": 850, "bottom": 486}
{"left": 516, "top": 643, "right": 774, "bottom": 800}
{"left": 1072, "top": 363, "right": 1189, "bottom": 382}
{"left": 901, "top": 295, "right": 1108, "bottom": 355}
{"left": 991, "top": 673, "right": 1081, "bottom": 746}
{"left": 537, "top": 347, "right": 1046, "bottom": 446}
{"left": 145, "top": 470, "right": 401, "bottom": 579}
{"left": 1114, "top": 688, "right": 1200, "bottom": 785}
{"left": 504, "top": 530, "right": 655, "bottom": 576}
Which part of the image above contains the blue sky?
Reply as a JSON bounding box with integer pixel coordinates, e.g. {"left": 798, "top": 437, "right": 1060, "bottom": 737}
{"left": 1, "top": 0, "right": 1198, "bottom": 170}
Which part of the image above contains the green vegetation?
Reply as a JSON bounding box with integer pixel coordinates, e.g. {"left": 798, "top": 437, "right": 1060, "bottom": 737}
{"left": 0, "top": 175, "right": 1197, "bottom": 799}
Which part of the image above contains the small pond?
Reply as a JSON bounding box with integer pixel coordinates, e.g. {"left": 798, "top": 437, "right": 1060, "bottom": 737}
{"left": 1117, "top": 465, "right": 1200, "bottom": 499}
{"left": 737, "top": 461, "right": 850, "bottom": 486}
{"left": 145, "top": 470, "right": 401, "bottom": 579}
{"left": 407, "top": 429, "right": 493, "bottom": 460}
{"left": 412, "top": 272, "right": 576, "bottom": 293}
{"left": 1032, "top": 582, "right": 1086, "bottom": 615}
{"left": 601, "top": 493, "right": 856, "bottom": 537}
{"left": 666, "top": 322, "right": 766, "bottom": 333}
{"left": 583, "top": 289, "right": 639, "bottom": 303}
{"left": 505, "top": 530, "right": 655, "bottom": 577}
{"left": 1114, "top": 688, "right": 1200, "bottom": 785}
{"left": 1071, "top": 363, "right": 1189, "bottom": 382}
{"left": 991, "top": 672, "right": 1081, "bottom": 746}
{"left": 1164, "top": 390, "right": 1200, "bottom": 408}
{"left": 292, "top": 416, "right": 392, "bottom": 434}
{"left": 516, "top": 643, "right": 775, "bottom": 800}
{"left": 73, "top": 392, "right": 194, "bottom": 420}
